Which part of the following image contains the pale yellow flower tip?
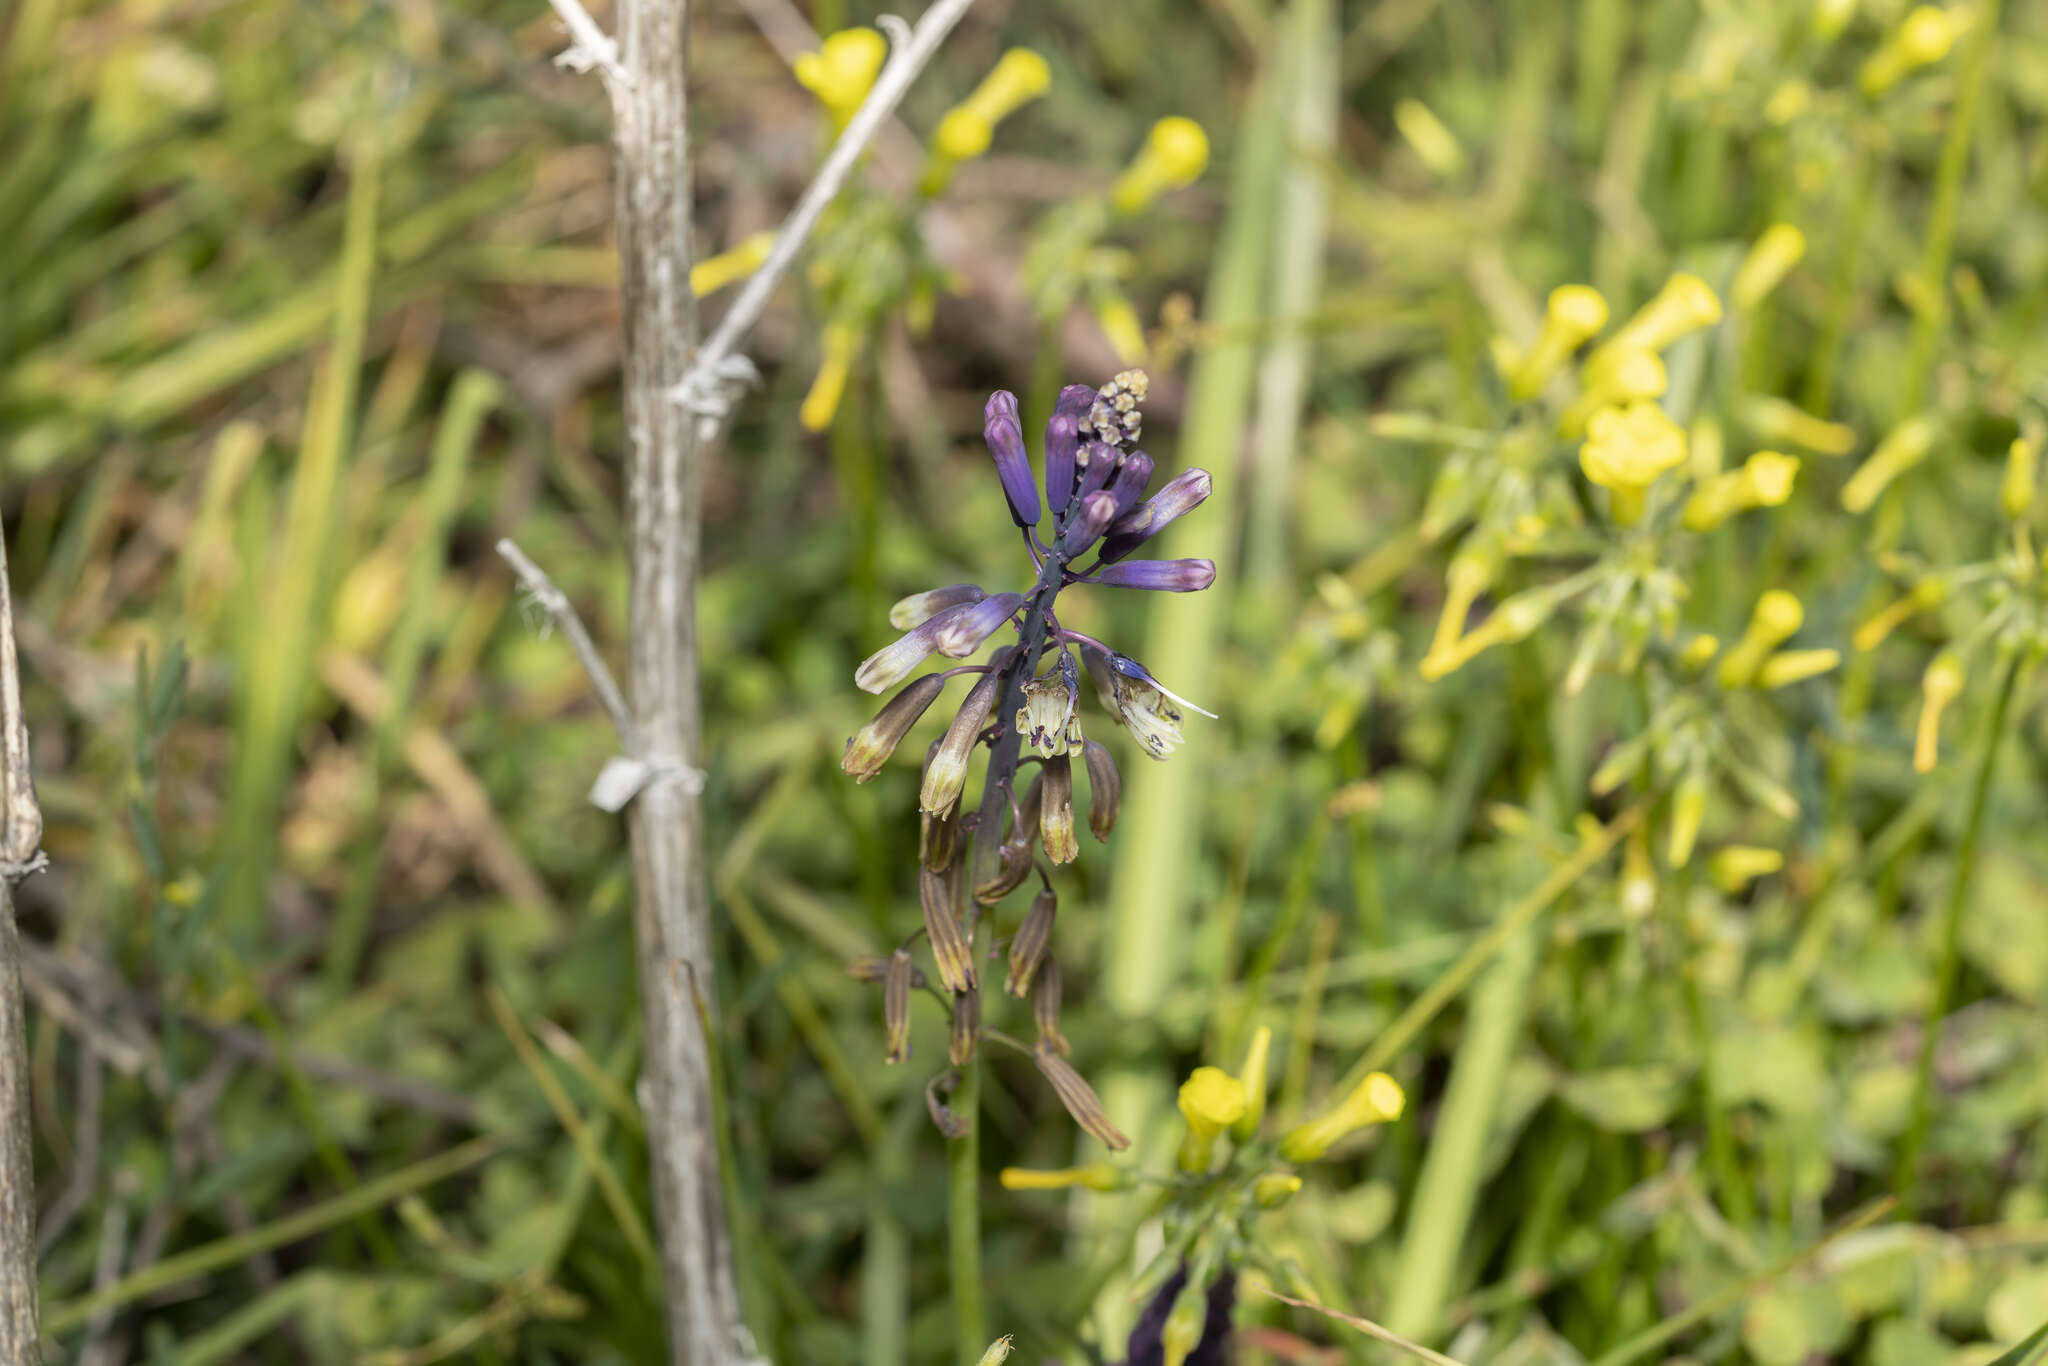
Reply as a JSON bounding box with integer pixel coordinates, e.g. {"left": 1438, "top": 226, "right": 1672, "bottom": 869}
{"left": 1860, "top": 6, "right": 1955, "bottom": 96}
{"left": 1756, "top": 648, "right": 1841, "bottom": 689}
{"left": 1580, "top": 402, "right": 1688, "bottom": 514}
{"left": 1278, "top": 1071, "right": 1405, "bottom": 1162}
{"left": 1914, "top": 651, "right": 1965, "bottom": 773}
{"left": 933, "top": 108, "right": 993, "bottom": 162}
{"left": 978, "top": 1335, "right": 1015, "bottom": 1366}
{"left": 997, "top": 1161, "right": 1124, "bottom": 1192}
{"left": 1176, "top": 1065, "right": 1247, "bottom": 1171}
{"left": 1753, "top": 589, "right": 1805, "bottom": 638}
{"left": 1710, "top": 845, "right": 1784, "bottom": 894}
{"left": 1842, "top": 414, "right": 1938, "bottom": 513}
{"left": 1509, "top": 285, "right": 1609, "bottom": 400}
{"left": 1719, "top": 590, "right": 1805, "bottom": 688}
{"left": 799, "top": 322, "right": 860, "bottom": 432}
{"left": 1112, "top": 117, "right": 1210, "bottom": 213}
{"left": 1231, "top": 1026, "right": 1273, "bottom": 1142}
{"left": 1732, "top": 224, "right": 1807, "bottom": 312}
{"left": 1253, "top": 1174, "right": 1303, "bottom": 1208}
{"left": 1609, "top": 272, "right": 1723, "bottom": 355}
{"left": 2003, "top": 437, "right": 2037, "bottom": 519}
{"left": 794, "top": 28, "right": 886, "bottom": 126}
{"left": 689, "top": 231, "right": 774, "bottom": 297}
{"left": 1393, "top": 97, "right": 1466, "bottom": 178}
{"left": 965, "top": 48, "right": 1052, "bottom": 125}
{"left": 1745, "top": 450, "right": 1800, "bottom": 506}
{"left": 1680, "top": 634, "right": 1721, "bottom": 670}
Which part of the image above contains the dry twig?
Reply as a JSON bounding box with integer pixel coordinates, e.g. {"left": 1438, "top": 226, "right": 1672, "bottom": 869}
{"left": 0, "top": 517, "right": 45, "bottom": 1362}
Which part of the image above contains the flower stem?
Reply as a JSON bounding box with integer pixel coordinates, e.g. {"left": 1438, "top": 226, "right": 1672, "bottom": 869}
{"left": 947, "top": 511, "right": 1076, "bottom": 1363}
{"left": 1894, "top": 651, "right": 2020, "bottom": 1211}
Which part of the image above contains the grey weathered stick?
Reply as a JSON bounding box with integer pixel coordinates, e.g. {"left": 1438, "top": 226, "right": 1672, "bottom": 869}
{"left": 0, "top": 518, "right": 44, "bottom": 1362}
{"left": 604, "top": 0, "right": 756, "bottom": 1358}
{"left": 495, "top": 537, "right": 637, "bottom": 750}
{"left": 669, "top": 0, "right": 981, "bottom": 427}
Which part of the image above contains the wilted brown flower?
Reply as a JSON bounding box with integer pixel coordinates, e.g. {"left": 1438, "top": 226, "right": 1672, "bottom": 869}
{"left": 1034, "top": 1042, "right": 1130, "bottom": 1151}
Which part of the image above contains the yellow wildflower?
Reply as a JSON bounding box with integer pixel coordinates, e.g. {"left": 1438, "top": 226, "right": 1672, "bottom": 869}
{"left": 1112, "top": 117, "right": 1210, "bottom": 214}
{"left": 1580, "top": 402, "right": 1688, "bottom": 525}
{"left": 793, "top": 28, "right": 886, "bottom": 129}
{"left": 1280, "top": 1072, "right": 1404, "bottom": 1162}
{"left": 1176, "top": 1066, "right": 1247, "bottom": 1173}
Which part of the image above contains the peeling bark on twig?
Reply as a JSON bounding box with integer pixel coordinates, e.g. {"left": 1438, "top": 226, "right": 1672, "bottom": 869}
{"left": 0, "top": 518, "right": 45, "bottom": 1363}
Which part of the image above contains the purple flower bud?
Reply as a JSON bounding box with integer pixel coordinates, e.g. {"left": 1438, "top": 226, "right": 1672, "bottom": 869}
{"left": 932, "top": 591, "right": 1025, "bottom": 658}
{"left": 1093, "top": 558, "right": 1217, "bottom": 592}
{"left": 889, "top": 583, "right": 986, "bottom": 630}
{"left": 1106, "top": 451, "right": 1155, "bottom": 518}
{"left": 1074, "top": 440, "right": 1119, "bottom": 503}
{"left": 1044, "top": 384, "right": 1096, "bottom": 517}
{"left": 984, "top": 391, "right": 1040, "bottom": 528}
{"left": 1060, "top": 491, "right": 1119, "bottom": 557}
{"left": 1101, "top": 468, "right": 1211, "bottom": 563}
{"left": 854, "top": 603, "right": 976, "bottom": 693}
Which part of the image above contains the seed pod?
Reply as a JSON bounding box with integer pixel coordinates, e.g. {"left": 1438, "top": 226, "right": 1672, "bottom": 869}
{"left": 922, "top": 668, "right": 1003, "bottom": 816}
{"left": 847, "top": 955, "right": 890, "bottom": 983}
{"left": 1034, "top": 1042, "right": 1130, "bottom": 1150}
{"left": 884, "top": 949, "right": 914, "bottom": 1063}
{"left": 1006, "top": 890, "right": 1057, "bottom": 997}
{"left": 950, "top": 983, "right": 981, "bottom": 1066}
{"left": 1040, "top": 755, "right": 1079, "bottom": 864}
{"left": 920, "top": 867, "right": 977, "bottom": 994}
{"left": 842, "top": 673, "right": 948, "bottom": 781}
{"left": 921, "top": 792, "right": 960, "bottom": 872}
{"left": 1083, "top": 739, "right": 1120, "bottom": 841}
{"left": 974, "top": 837, "right": 1033, "bottom": 904}
{"left": 1033, "top": 956, "right": 1067, "bottom": 1055}
{"left": 926, "top": 1071, "right": 968, "bottom": 1139}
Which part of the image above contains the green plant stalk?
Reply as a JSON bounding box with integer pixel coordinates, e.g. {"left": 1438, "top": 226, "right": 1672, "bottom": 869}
{"left": 219, "top": 126, "right": 379, "bottom": 934}
{"left": 1673, "top": 863, "right": 1754, "bottom": 1226}
{"left": 948, "top": 1056, "right": 983, "bottom": 1360}
{"left": 1384, "top": 917, "right": 1538, "bottom": 1340}
{"left": 1090, "top": 24, "right": 1283, "bottom": 1341}
{"left": 1240, "top": 0, "right": 1334, "bottom": 619}
{"left": 43, "top": 1136, "right": 502, "bottom": 1334}
{"left": 1900, "top": 0, "right": 2003, "bottom": 418}
{"left": 1336, "top": 801, "right": 1644, "bottom": 1095}
{"left": 325, "top": 369, "right": 497, "bottom": 996}
{"left": 862, "top": 1099, "right": 918, "bottom": 1366}
{"left": 1894, "top": 652, "right": 2021, "bottom": 1209}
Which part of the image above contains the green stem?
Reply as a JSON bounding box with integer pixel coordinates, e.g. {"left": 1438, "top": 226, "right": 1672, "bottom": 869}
{"left": 1894, "top": 652, "right": 2021, "bottom": 1210}
{"left": 1901, "top": 0, "right": 2003, "bottom": 418}
{"left": 947, "top": 1058, "right": 983, "bottom": 1360}
{"left": 1676, "top": 861, "right": 1753, "bottom": 1226}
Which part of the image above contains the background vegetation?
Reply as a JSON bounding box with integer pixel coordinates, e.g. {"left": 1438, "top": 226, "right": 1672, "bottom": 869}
{"left": 6, "top": 0, "right": 2048, "bottom": 1362}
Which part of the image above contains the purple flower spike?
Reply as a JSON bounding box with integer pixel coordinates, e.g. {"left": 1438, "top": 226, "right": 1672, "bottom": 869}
{"left": 1044, "top": 385, "right": 1097, "bottom": 518}
{"left": 1060, "top": 491, "right": 1119, "bottom": 557}
{"left": 984, "top": 391, "right": 1040, "bottom": 528}
{"left": 1093, "top": 558, "right": 1217, "bottom": 592}
{"left": 1106, "top": 451, "right": 1154, "bottom": 518}
{"left": 1101, "top": 468, "right": 1212, "bottom": 563}
{"left": 933, "top": 591, "right": 1026, "bottom": 658}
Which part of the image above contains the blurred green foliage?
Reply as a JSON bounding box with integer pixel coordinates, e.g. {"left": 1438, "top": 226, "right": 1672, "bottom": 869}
{"left": 7, "top": 0, "right": 2048, "bottom": 1362}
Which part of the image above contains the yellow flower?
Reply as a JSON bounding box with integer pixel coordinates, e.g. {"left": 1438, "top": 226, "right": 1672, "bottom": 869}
{"left": 1719, "top": 590, "right": 1805, "bottom": 688}
{"left": 1842, "top": 414, "right": 1939, "bottom": 513}
{"left": 1737, "top": 395, "right": 1856, "bottom": 455}
{"left": 1112, "top": 117, "right": 1209, "bottom": 214}
{"left": 1580, "top": 402, "right": 1688, "bottom": 525}
{"left": 1914, "top": 651, "right": 1965, "bottom": 773}
{"left": 1855, "top": 577, "right": 1947, "bottom": 652}
{"left": 1731, "top": 224, "right": 1807, "bottom": 312}
{"left": 1756, "top": 648, "right": 1841, "bottom": 689}
{"left": 1602, "top": 273, "right": 1722, "bottom": 356}
{"left": 1176, "top": 1066, "right": 1247, "bottom": 1173}
{"left": 1560, "top": 346, "right": 1666, "bottom": 437}
{"left": 689, "top": 231, "right": 774, "bottom": 297}
{"left": 1710, "top": 845, "right": 1784, "bottom": 894}
{"left": 1668, "top": 765, "right": 1708, "bottom": 869}
{"left": 1253, "top": 1173, "right": 1303, "bottom": 1208}
{"left": 793, "top": 28, "right": 886, "bottom": 129}
{"left": 997, "top": 1162, "right": 1126, "bottom": 1192}
{"left": 921, "top": 48, "right": 1051, "bottom": 194}
{"left": 2003, "top": 438, "right": 2036, "bottom": 519}
{"left": 1860, "top": 6, "right": 1955, "bottom": 97}
{"left": 1681, "top": 450, "right": 1800, "bottom": 530}
{"left": 1508, "top": 285, "right": 1608, "bottom": 401}
{"left": 799, "top": 321, "right": 860, "bottom": 432}
{"left": 1393, "top": 97, "right": 1466, "bottom": 179}
{"left": 1280, "top": 1072, "right": 1404, "bottom": 1162}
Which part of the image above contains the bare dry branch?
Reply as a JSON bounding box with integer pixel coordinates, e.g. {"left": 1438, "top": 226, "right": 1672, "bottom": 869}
{"left": 0, "top": 518, "right": 43, "bottom": 1362}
